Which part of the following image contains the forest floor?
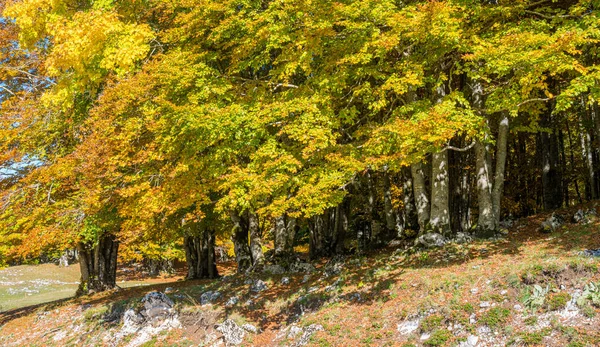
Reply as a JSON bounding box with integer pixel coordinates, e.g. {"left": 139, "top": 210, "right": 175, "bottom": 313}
{"left": 1, "top": 203, "right": 600, "bottom": 346}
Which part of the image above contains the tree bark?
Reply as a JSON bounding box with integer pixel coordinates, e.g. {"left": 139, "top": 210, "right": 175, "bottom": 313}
{"left": 540, "top": 110, "right": 563, "bottom": 210}
{"left": 383, "top": 168, "right": 397, "bottom": 234}
{"left": 401, "top": 167, "right": 419, "bottom": 236}
{"left": 274, "top": 216, "right": 287, "bottom": 257}
{"left": 230, "top": 211, "right": 252, "bottom": 273}
{"left": 274, "top": 214, "right": 297, "bottom": 258}
{"left": 248, "top": 211, "right": 264, "bottom": 269}
{"left": 333, "top": 198, "right": 349, "bottom": 254}
{"left": 430, "top": 150, "right": 452, "bottom": 236}
{"left": 184, "top": 229, "right": 218, "bottom": 280}
{"left": 475, "top": 139, "right": 495, "bottom": 236}
{"left": 411, "top": 161, "right": 430, "bottom": 233}
{"left": 309, "top": 213, "right": 326, "bottom": 259}
{"left": 492, "top": 115, "right": 509, "bottom": 226}
{"left": 76, "top": 233, "right": 119, "bottom": 295}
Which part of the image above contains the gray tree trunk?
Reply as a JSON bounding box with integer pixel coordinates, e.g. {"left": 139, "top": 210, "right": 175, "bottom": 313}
{"left": 540, "top": 110, "right": 563, "bottom": 210}
{"left": 183, "top": 230, "right": 218, "bottom": 280}
{"left": 230, "top": 211, "right": 252, "bottom": 273}
{"left": 309, "top": 213, "right": 326, "bottom": 258}
{"left": 333, "top": 199, "right": 349, "bottom": 254}
{"left": 430, "top": 150, "right": 452, "bottom": 236}
{"left": 383, "top": 168, "right": 397, "bottom": 233}
{"left": 285, "top": 216, "right": 297, "bottom": 254}
{"left": 76, "top": 234, "right": 119, "bottom": 296}
{"left": 401, "top": 167, "right": 419, "bottom": 236}
{"left": 248, "top": 211, "right": 264, "bottom": 269}
{"left": 411, "top": 161, "right": 430, "bottom": 233}
{"left": 492, "top": 115, "right": 509, "bottom": 226}
{"left": 475, "top": 140, "right": 495, "bottom": 236}
{"left": 274, "top": 216, "right": 287, "bottom": 256}
{"left": 274, "top": 215, "right": 296, "bottom": 258}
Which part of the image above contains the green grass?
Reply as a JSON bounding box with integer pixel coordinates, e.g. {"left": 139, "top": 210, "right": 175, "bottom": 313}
{"left": 423, "top": 329, "right": 452, "bottom": 346}
{"left": 0, "top": 263, "right": 170, "bottom": 312}
{"left": 420, "top": 314, "right": 444, "bottom": 332}
{"left": 479, "top": 307, "right": 511, "bottom": 329}
{"left": 0, "top": 264, "right": 80, "bottom": 312}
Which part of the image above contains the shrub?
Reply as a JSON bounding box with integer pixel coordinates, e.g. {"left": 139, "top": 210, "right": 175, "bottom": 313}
{"left": 423, "top": 329, "right": 452, "bottom": 346}
{"left": 479, "top": 307, "right": 511, "bottom": 329}
{"left": 522, "top": 285, "right": 549, "bottom": 310}
{"left": 420, "top": 314, "right": 444, "bottom": 332}
{"left": 546, "top": 292, "right": 570, "bottom": 311}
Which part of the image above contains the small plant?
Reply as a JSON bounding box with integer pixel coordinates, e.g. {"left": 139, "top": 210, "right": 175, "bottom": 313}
{"left": 420, "top": 314, "right": 444, "bottom": 332}
{"left": 83, "top": 305, "right": 109, "bottom": 322}
{"left": 519, "top": 331, "right": 545, "bottom": 345}
{"left": 546, "top": 292, "right": 571, "bottom": 311}
{"left": 521, "top": 265, "right": 543, "bottom": 284}
{"left": 581, "top": 305, "right": 596, "bottom": 318}
{"left": 524, "top": 316, "right": 538, "bottom": 326}
{"left": 423, "top": 329, "right": 452, "bottom": 346}
{"left": 479, "top": 307, "right": 511, "bottom": 329}
{"left": 577, "top": 282, "right": 600, "bottom": 307}
{"left": 522, "top": 285, "right": 549, "bottom": 310}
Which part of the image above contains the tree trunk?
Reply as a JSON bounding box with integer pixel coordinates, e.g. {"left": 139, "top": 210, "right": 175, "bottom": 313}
{"left": 475, "top": 140, "right": 495, "bottom": 236}
{"left": 540, "top": 110, "right": 563, "bottom": 210}
{"left": 401, "top": 167, "right": 419, "bottom": 236}
{"left": 309, "top": 213, "right": 326, "bottom": 259}
{"left": 274, "top": 216, "right": 287, "bottom": 257}
{"left": 363, "top": 169, "right": 382, "bottom": 248}
{"left": 333, "top": 198, "right": 349, "bottom": 254}
{"left": 248, "top": 211, "right": 264, "bottom": 269}
{"left": 285, "top": 217, "right": 297, "bottom": 254}
{"left": 383, "top": 168, "right": 397, "bottom": 234}
{"left": 76, "top": 234, "right": 119, "bottom": 295}
{"left": 231, "top": 211, "right": 252, "bottom": 273}
{"left": 411, "top": 161, "right": 430, "bottom": 233}
{"left": 184, "top": 229, "right": 218, "bottom": 279}
{"left": 430, "top": 150, "right": 452, "bottom": 236}
{"left": 492, "top": 114, "right": 509, "bottom": 226}
{"left": 274, "top": 215, "right": 296, "bottom": 258}
{"left": 566, "top": 120, "right": 583, "bottom": 204}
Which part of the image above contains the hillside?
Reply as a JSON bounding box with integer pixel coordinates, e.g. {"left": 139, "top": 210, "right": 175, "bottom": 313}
{"left": 1, "top": 204, "right": 600, "bottom": 347}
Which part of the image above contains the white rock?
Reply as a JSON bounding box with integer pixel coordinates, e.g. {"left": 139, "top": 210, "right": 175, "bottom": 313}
{"left": 242, "top": 323, "right": 259, "bottom": 334}
{"left": 216, "top": 319, "right": 245, "bottom": 345}
{"left": 397, "top": 319, "right": 420, "bottom": 335}
{"left": 200, "top": 291, "right": 221, "bottom": 305}
{"left": 225, "top": 296, "right": 239, "bottom": 307}
{"left": 458, "top": 335, "right": 479, "bottom": 347}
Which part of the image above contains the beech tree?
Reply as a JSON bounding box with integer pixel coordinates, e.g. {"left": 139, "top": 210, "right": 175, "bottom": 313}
{"left": 2, "top": 0, "right": 600, "bottom": 292}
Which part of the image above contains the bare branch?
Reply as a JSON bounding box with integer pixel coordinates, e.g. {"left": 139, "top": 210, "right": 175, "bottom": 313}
{"left": 517, "top": 97, "right": 552, "bottom": 107}
{"left": 443, "top": 140, "right": 476, "bottom": 152}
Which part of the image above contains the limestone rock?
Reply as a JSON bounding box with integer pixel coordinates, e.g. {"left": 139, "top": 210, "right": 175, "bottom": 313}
{"left": 216, "top": 319, "right": 245, "bottom": 346}
{"left": 264, "top": 264, "right": 286, "bottom": 275}
{"left": 250, "top": 279, "right": 268, "bottom": 293}
{"left": 539, "top": 213, "right": 564, "bottom": 233}
{"left": 200, "top": 291, "right": 221, "bottom": 305}
{"left": 416, "top": 233, "right": 447, "bottom": 248}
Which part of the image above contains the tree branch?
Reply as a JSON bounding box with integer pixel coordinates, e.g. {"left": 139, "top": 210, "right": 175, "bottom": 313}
{"left": 443, "top": 140, "right": 476, "bottom": 152}
{"left": 517, "top": 97, "right": 552, "bottom": 107}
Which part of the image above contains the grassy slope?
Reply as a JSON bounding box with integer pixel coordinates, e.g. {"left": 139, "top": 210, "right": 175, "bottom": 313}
{"left": 1, "top": 203, "right": 600, "bottom": 346}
